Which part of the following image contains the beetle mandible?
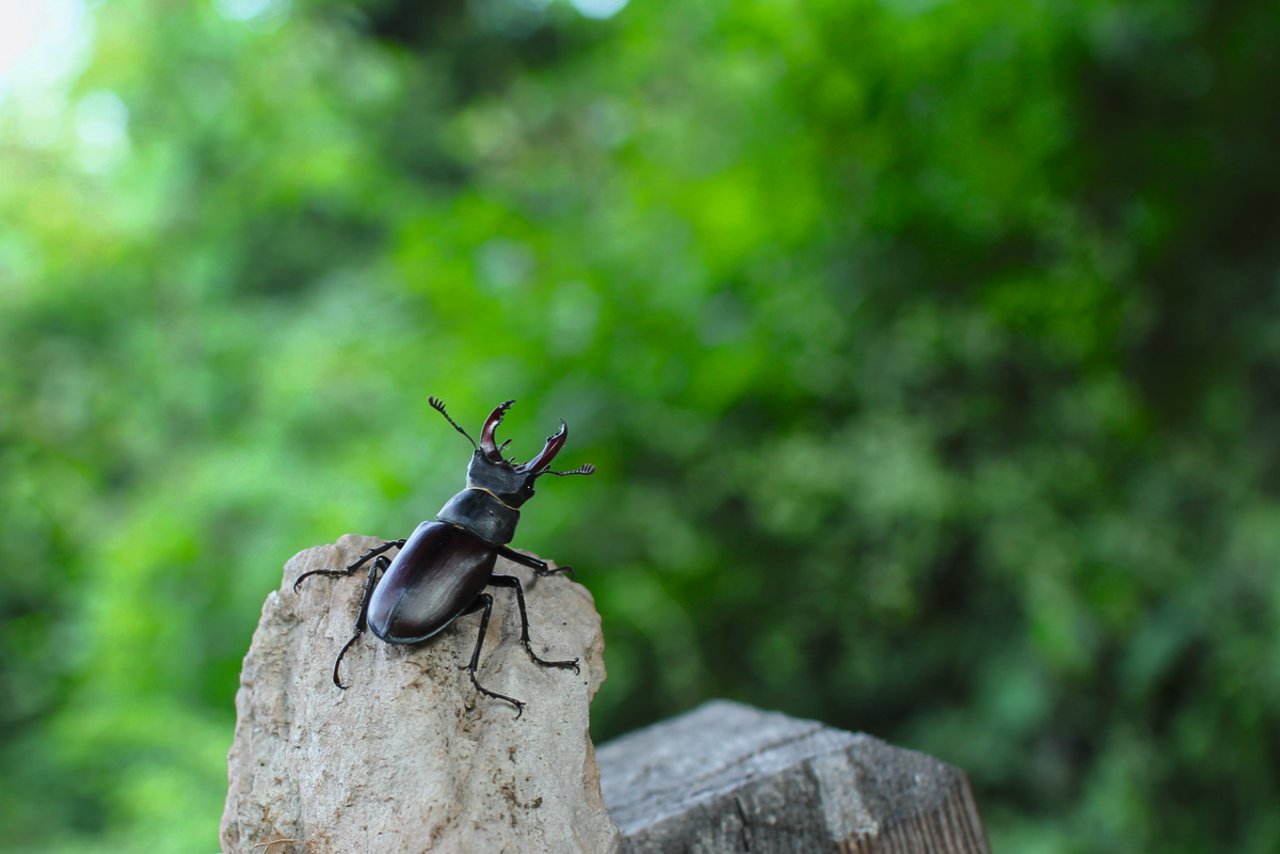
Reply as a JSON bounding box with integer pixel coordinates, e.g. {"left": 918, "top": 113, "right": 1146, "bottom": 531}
{"left": 293, "top": 397, "right": 595, "bottom": 717}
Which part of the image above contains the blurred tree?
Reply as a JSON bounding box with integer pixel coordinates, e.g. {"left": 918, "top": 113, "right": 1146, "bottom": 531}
{"left": 0, "top": 0, "right": 1277, "bottom": 851}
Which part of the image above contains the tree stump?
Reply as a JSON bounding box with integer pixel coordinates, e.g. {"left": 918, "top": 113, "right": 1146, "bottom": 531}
{"left": 597, "top": 700, "right": 989, "bottom": 853}
{"left": 223, "top": 537, "right": 987, "bottom": 853}
{"left": 220, "top": 535, "right": 619, "bottom": 853}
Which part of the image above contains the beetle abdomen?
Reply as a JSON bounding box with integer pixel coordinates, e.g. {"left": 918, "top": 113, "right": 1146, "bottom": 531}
{"left": 367, "top": 521, "right": 496, "bottom": 644}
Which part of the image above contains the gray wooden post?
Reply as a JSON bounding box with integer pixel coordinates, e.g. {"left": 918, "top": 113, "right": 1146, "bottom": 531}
{"left": 597, "top": 700, "right": 989, "bottom": 853}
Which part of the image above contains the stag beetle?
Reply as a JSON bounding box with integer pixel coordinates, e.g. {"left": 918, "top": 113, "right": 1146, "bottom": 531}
{"left": 294, "top": 397, "right": 594, "bottom": 717}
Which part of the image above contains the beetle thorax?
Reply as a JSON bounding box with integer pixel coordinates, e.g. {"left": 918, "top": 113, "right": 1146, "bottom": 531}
{"left": 433, "top": 454, "right": 529, "bottom": 546}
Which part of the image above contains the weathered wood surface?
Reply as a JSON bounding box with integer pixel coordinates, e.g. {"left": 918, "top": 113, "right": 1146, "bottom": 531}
{"left": 220, "top": 535, "right": 619, "bottom": 854}
{"left": 597, "top": 700, "right": 989, "bottom": 853}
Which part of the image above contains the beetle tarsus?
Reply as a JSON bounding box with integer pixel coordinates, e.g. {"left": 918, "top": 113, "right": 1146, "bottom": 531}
{"left": 294, "top": 539, "right": 405, "bottom": 593}
{"left": 498, "top": 546, "right": 576, "bottom": 580}
{"left": 519, "top": 638, "right": 579, "bottom": 673}
{"left": 328, "top": 555, "right": 390, "bottom": 688}
{"left": 526, "top": 648, "right": 580, "bottom": 674}
{"left": 294, "top": 569, "right": 345, "bottom": 593}
{"left": 333, "top": 636, "right": 358, "bottom": 689}
{"left": 538, "top": 564, "right": 575, "bottom": 580}
{"left": 488, "top": 574, "right": 580, "bottom": 674}
{"left": 468, "top": 671, "right": 525, "bottom": 720}
{"left": 466, "top": 591, "right": 528, "bottom": 716}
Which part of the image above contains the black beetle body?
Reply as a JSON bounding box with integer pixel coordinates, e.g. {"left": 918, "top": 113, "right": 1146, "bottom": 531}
{"left": 294, "top": 398, "right": 594, "bottom": 717}
{"left": 367, "top": 521, "right": 494, "bottom": 644}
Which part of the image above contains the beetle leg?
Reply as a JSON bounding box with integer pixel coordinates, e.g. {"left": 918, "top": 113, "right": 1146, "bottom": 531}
{"left": 293, "top": 539, "right": 405, "bottom": 593}
{"left": 331, "top": 555, "right": 389, "bottom": 689}
{"left": 464, "top": 593, "right": 526, "bottom": 718}
{"left": 497, "top": 545, "right": 575, "bottom": 580}
{"left": 488, "top": 574, "right": 581, "bottom": 675}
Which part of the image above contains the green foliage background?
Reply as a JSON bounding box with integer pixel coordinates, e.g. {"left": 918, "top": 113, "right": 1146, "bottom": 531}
{"left": 2, "top": 0, "right": 1278, "bottom": 850}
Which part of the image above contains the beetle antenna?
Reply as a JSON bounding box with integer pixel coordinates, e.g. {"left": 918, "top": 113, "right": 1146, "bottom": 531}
{"left": 428, "top": 396, "right": 476, "bottom": 448}
{"left": 547, "top": 463, "right": 596, "bottom": 477}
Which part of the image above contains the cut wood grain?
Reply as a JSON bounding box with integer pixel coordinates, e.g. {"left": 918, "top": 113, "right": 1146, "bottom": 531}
{"left": 597, "top": 700, "right": 988, "bottom": 853}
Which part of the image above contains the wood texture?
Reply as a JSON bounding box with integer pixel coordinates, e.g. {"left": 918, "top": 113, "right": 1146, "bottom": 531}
{"left": 597, "top": 700, "right": 988, "bottom": 854}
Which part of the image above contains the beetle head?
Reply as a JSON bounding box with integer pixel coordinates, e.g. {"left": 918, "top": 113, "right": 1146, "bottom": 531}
{"left": 465, "top": 400, "right": 579, "bottom": 507}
